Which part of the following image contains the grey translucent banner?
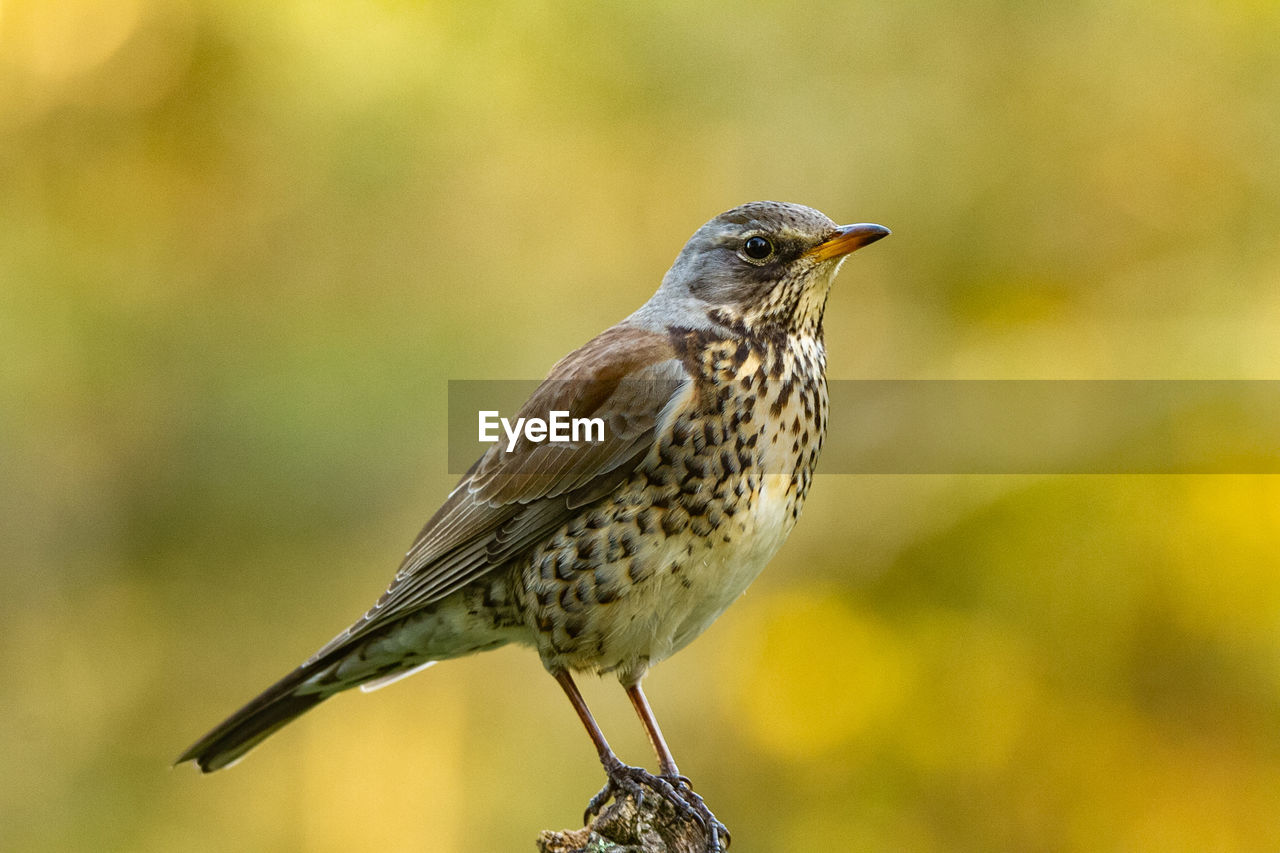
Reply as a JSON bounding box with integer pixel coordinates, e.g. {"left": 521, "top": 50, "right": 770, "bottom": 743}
{"left": 447, "top": 380, "right": 1280, "bottom": 475}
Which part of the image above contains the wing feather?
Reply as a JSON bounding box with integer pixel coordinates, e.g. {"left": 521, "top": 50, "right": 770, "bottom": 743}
{"left": 308, "top": 325, "right": 688, "bottom": 661}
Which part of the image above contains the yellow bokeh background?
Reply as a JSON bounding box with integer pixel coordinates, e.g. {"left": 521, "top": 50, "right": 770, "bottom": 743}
{"left": 3, "top": 0, "right": 1280, "bottom": 849}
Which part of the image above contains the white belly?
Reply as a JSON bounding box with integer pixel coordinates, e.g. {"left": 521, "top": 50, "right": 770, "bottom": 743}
{"left": 603, "top": 471, "right": 798, "bottom": 675}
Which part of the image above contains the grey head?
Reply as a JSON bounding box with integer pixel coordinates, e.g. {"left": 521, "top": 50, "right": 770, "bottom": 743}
{"left": 629, "top": 201, "right": 890, "bottom": 338}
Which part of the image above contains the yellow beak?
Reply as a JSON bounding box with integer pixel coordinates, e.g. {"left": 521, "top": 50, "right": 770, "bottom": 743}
{"left": 804, "top": 223, "right": 891, "bottom": 262}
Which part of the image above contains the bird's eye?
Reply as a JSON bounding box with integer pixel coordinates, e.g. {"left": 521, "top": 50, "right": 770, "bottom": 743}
{"left": 742, "top": 236, "right": 774, "bottom": 260}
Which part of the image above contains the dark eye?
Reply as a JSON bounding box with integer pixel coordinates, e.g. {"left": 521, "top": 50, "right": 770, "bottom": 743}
{"left": 742, "top": 236, "right": 774, "bottom": 260}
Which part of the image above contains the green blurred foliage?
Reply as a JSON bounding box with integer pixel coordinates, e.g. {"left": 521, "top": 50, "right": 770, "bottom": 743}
{"left": 3, "top": 0, "right": 1279, "bottom": 850}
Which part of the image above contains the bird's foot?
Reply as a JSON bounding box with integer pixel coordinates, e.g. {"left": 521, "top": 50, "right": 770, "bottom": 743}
{"left": 662, "top": 774, "right": 730, "bottom": 851}
{"left": 584, "top": 758, "right": 651, "bottom": 822}
{"left": 585, "top": 760, "right": 728, "bottom": 851}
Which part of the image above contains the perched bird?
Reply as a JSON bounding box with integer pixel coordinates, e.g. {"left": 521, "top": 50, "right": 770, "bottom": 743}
{"left": 177, "top": 201, "right": 889, "bottom": 850}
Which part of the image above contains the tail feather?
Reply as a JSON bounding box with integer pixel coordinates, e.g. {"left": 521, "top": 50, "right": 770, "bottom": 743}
{"left": 176, "top": 663, "right": 332, "bottom": 772}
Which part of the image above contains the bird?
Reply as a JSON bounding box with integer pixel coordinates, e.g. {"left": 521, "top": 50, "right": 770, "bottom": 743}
{"left": 177, "top": 201, "right": 890, "bottom": 850}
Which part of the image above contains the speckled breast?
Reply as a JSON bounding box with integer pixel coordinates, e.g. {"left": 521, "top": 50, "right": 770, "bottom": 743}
{"left": 518, "top": 329, "right": 829, "bottom": 682}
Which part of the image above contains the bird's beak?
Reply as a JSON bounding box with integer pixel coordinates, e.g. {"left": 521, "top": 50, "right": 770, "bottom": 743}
{"left": 804, "top": 223, "right": 891, "bottom": 262}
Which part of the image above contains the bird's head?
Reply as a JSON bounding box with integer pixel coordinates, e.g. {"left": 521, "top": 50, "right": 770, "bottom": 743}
{"left": 652, "top": 201, "right": 889, "bottom": 338}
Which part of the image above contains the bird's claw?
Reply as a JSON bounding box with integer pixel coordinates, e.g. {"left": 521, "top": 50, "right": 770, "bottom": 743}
{"left": 584, "top": 760, "right": 728, "bottom": 851}
{"left": 662, "top": 774, "right": 730, "bottom": 850}
{"left": 584, "top": 761, "right": 649, "bottom": 823}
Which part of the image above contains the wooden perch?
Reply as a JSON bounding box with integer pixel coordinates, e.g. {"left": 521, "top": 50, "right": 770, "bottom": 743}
{"left": 537, "top": 778, "right": 726, "bottom": 853}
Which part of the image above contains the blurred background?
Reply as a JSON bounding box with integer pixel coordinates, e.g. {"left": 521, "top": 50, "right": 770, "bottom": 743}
{"left": 3, "top": 0, "right": 1280, "bottom": 850}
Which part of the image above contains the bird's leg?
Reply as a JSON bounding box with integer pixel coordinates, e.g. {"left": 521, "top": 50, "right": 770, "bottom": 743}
{"left": 554, "top": 671, "right": 728, "bottom": 849}
{"left": 624, "top": 680, "right": 730, "bottom": 850}
{"left": 554, "top": 670, "right": 651, "bottom": 819}
{"left": 624, "top": 681, "right": 680, "bottom": 778}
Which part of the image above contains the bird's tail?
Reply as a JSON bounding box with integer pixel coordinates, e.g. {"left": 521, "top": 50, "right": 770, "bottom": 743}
{"left": 176, "top": 630, "right": 431, "bottom": 773}
{"left": 175, "top": 660, "right": 337, "bottom": 772}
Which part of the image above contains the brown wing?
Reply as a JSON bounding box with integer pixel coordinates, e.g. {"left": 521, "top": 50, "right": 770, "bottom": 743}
{"left": 309, "top": 325, "right": 689, "bottom": 660}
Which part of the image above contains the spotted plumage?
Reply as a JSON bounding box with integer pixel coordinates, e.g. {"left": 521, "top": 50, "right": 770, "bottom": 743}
{"left": 516, "top": 324, "right": 829, "bottom": 685}
{"left": 178, "top": 201, "right": 889, "bottom": 851}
